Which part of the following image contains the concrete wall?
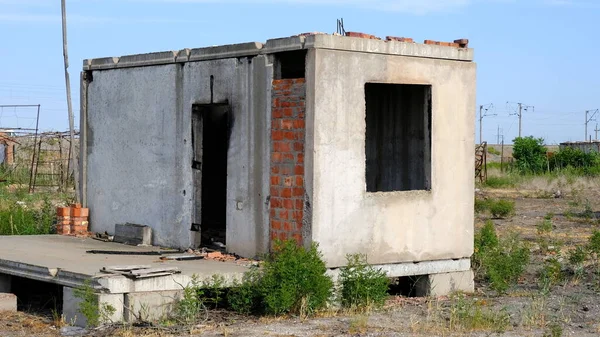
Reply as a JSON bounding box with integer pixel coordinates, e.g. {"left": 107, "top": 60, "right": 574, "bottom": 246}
{"left": 86, "top": 64, "right": 190, "bottom": 248}
{"left": 85, "top": 57, "right": 272, "bottom": 257}
{"left": 309, "top": 49, "right": 476, "bottom": 267}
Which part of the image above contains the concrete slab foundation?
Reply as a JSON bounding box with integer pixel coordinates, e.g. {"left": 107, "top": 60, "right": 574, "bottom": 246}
{"left": 124, "top": 290, "right": 182, "bottom": 322}
{"left": 416, "top": 270, "right": 475, "bottom": 296}
{"left": 0, "top": 235, "right": 249, "bottom": 327}
{"left": 63, "top": 287, "right": 124, "bottom": 327}
{"left": 0, "top": 293, "right": 16, "bottom": 312}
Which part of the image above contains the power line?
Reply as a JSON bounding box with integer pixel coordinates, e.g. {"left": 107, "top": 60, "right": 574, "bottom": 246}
{"left": 507, "top": 102, "right": 534, "bottom": 138}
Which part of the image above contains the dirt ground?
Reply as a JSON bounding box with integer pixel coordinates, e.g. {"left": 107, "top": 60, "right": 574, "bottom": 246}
{"left": 3, "top": 176, "right": 600, "bottom": 336}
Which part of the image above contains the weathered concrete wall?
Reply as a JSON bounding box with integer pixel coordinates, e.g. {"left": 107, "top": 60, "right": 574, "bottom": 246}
{"left": 182, "top": 56, "right": 272, "bottom": 257}
{"left": 309, "top": 49, "right": 476, "bottom": 267}
{"left": 85, "top": 57, "right": 272, "bottom": 256}
{"left": 85, "top": 64, "right": 190, "bottom": 249}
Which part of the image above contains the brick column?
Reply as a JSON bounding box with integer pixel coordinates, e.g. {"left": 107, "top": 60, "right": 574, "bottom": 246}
{"left": 270, "top": 79, "right": 306, "bottom": 247}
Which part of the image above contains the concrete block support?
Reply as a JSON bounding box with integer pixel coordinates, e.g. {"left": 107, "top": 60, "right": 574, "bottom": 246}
{"left": 0, "top": 293, "right": 17, "bottom": 312}
{"left": 416, "top": 270, "right": 474, "bottom": 296}
{"left": 63, "top": 287, "right": 124, "bottom": 327}
{"left": 124, "top": 290, "right": 182, "bottom": 322}
{"left": 0, "top": 274, "right": 11, "bottom": 293}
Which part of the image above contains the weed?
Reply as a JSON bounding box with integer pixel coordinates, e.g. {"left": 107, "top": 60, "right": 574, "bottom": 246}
{"left": 488, "top": 199, "right": 515, "bottom": 219}
{"left": 338, "top": 254, "right": 389, "bottom": 311}
{"left": 348, "top": 315, "right": 369, "bottom": 334}
{"left": 484, "top": 176, "right": 517, "bottom": 189}
{"left": 474, "top": 224, "right": 529, "bottom": 293}
{"left": 568, "top": 246, "right": 587, "bottom": 278}
{"left": 201, "top": 274, "right": 227, "bottom": 309}
{"left": 474, "top": 198, "right": 490, "bottom": 214}
{"left": 73, "top": 280, "right": 116, "bottom": 327}
{"left": 174, "top": 276, "right": 207, "bottom": 324}
{"left": 229, "top": 240, "right": 333, "bottom": 317}
{"left": 448, "top": 294, "right": 510, "bottom": 333}
{"left": 539, "top": 258, "right": 564, "bottom": 294}
{"left": 544, "top": 212, "right": 555, "bottom": 220}
{"left": 537, "top": 219, "right": 553, "bottom": 235}
{"left": 587, "top": 230, "right": 600, "bottom": 256}
{"left": 544, "top": 322, "right": 564, "bottom": 337}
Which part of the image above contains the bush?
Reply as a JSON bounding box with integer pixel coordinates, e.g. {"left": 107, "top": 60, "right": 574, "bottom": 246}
{"left": 512, "top": 136, "right": 547, "bottom": 174}
{"left": 339, "top": 254, "right": 389, "bottom": 310}
{"left": 228, "top": 240, "right": 333, "bottom": 317}
{"left": 539, "top": 258, "right": 563, "bottom": 294}
{"left": 488, "top": 199, "right": 515, "bottom": 219}
{"left": 550, "top": 147, "right": 600, "bottom": 172}
{"left": 474, "top": 198, "right": 490, "bottom": 214}
{"left": 473, "top": 223, "right": 530, "bottom": 293}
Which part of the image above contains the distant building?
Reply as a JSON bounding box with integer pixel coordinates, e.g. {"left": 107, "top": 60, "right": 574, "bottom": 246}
{"left": 560, "top": 141, "right": 600, "bottom": 153}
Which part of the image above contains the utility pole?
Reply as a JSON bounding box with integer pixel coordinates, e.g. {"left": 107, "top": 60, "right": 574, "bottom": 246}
{"left": 495, "top": 125, "right": 503, "bottom": 144}
{"left": 585, "top": 109, "right": 598, "bottom": 142}
{"left": 508, "top": 102, "right": 534, "bottom": 138}
{"left": 479, "top": 103, "right": 495, "bottom": 144}
{"left": 61, "top": 0, "right": 80, "bottom": 203}
{"left": 595, "top": 123, "right": 599, "bottom": 141}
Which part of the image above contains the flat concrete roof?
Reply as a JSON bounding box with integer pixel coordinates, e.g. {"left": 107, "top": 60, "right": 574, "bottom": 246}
{"left": 0, "top": 235, "right": 248, "bottom": 293}
{"left": 83, "top": 34, "right": 474, "bottom": 71}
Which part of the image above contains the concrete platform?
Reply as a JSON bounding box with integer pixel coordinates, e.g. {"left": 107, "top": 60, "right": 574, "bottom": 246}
{"left": 0, "top": 235, "right": 250, "bottom": 326}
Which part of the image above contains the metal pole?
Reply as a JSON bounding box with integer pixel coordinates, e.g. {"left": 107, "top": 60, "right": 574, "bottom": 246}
{"left": 585, "top": 110, "right": 588, "bottom": 142}
{"left": 479, "top": 105, "right": 483, "bottom": 144}
{"left": 28, "top": 104, "right": 40, "bottom": 193}
{"left": 61, "top": 0, "right": 80, "bottom": 202}
{"left": 518, "top": 103, "right": 522, "bottom": 138}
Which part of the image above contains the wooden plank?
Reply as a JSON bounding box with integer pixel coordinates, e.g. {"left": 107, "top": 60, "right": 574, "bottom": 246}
{"left": 102, "top": 265, "right": 152, "bottom": 271}
{"left": 129, "top": 267, "right": 180, "bottom": 276}
{"left": 133, "top": 272, "right": 179, "bottom": 279}
{"left": 114, "top": 223, "right": 152, "bottom": 246}
{"left": 160, "top": 255, "right": 204, "bottom": 261}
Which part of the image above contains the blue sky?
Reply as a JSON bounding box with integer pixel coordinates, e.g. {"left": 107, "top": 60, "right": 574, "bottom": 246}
{"left": 0, "top": 0, "right": 598, "bottom": 144}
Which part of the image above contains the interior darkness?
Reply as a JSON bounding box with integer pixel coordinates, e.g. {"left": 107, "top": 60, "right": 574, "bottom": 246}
{"left": 192, "top": 104, "right": 230, "bottom": 246}
{"left": 274, "top": 50, "right": 307, "bottom": 79}
{"left": 388, "top": 276, "right": 428, "bottom": 297}
{"left": 10, "top": 276, "right": 63, "bottom": 314}
{"left": 365, "top": 83, "right": 432, "bottom": 192}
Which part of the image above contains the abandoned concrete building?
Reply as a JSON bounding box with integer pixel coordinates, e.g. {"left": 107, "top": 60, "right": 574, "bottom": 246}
{"left": 80, "top": 33, "right": 476, "bottom": 292}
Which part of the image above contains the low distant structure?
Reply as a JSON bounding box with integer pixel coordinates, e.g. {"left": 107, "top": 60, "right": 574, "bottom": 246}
{"left": 560, "top": 141, "right": 600, "bottom": 153}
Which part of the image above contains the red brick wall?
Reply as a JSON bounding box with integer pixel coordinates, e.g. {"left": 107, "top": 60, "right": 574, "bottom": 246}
{"left": 270, "top": 78, "right": 306, "bottom": 247}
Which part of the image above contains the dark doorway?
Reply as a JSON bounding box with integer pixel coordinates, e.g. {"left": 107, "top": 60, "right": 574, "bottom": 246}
{"left": 191, "top": 104, "right": 231, "bottom": 247}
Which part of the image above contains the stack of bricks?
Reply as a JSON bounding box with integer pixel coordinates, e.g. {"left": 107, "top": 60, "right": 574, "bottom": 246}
{"left": 56, "top": 204, "right": 89, "bottom": 236}
{"left": 270, "top": 78, "right": 306, "bottom": 246}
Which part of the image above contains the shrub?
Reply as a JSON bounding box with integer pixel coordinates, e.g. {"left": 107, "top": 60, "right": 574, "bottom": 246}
{"left": 228, "top": 240, "right": 333, "bottom": 317}
{"left": 488, "top": 199, "right": 515, "bottom": 219}
{"left": 536, "top": 219, "right": 553, "bottom": 235}
{"left": 588, "top": 230, "right": 600, "bottom": 256}
{"left": 474, "top": 224, "right": 530, "bottom": 293}
{"left": 512, "top": 136, "right": 547, "bottom": 174}
{"left": 339, "top": 254, "right": 389, "bottom": 310}
{"left": 550, "top": 147, "right": 600, "bottom": 172}
{"left": 474, "top": 198, "right": 490, "bottom": 214}
{"left": 539, "top": 258, "right": 563, "bottom": 294}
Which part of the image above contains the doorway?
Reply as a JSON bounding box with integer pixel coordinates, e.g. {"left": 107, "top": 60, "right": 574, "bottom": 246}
{"left": 191, "top": 103, "right": 231, "bottom": 247}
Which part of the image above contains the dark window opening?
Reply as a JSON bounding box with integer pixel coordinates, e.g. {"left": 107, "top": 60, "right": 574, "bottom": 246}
{"left": 365, "top": 83, "right": 432, "bottom": 192}
{"left": 274, "top": 50, "right": 307, "bottom": 79}
{"left": 191, "top": 104, "right": 231, "bottom": 246}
